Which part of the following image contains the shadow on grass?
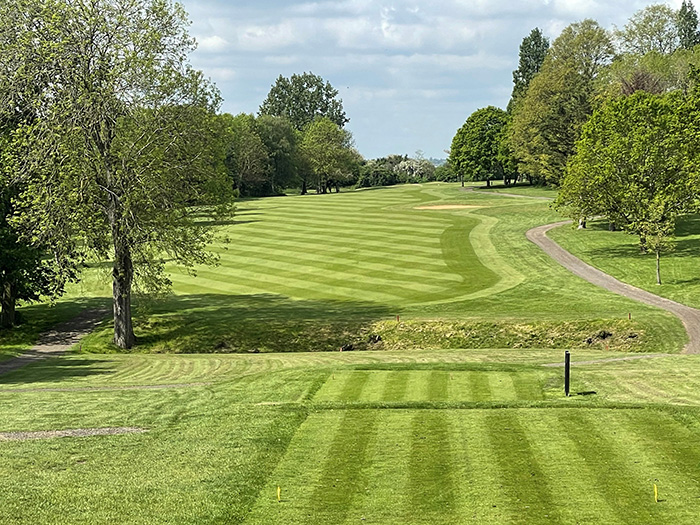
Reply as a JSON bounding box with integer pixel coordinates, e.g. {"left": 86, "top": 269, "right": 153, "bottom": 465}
{"left": 0, "top": 357, "right": 113, "bottom": 386}
{"left": 86, "top": 294, "right": 395, "bottom": 354}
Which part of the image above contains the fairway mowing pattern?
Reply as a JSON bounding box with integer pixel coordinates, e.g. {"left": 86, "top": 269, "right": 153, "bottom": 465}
{"left": 248, "top": 408, "right": 700, "bottom": 524}
{"left": 312, "top": 370, "right": 545, "bottom": 403}
{"left": 168, "top": 186, "right": 501, "bottom": 305}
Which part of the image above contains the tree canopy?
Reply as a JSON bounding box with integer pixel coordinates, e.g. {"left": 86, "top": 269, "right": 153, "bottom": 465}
{"left": 679, "top": 0, "right": 700, "bottom": 49}
{"left": 450, "top": 106, "right": 509, "bottom": 187}
{"left": 0, "top": 0, "right": 232, "bottom": 348}
{"left": 510, "top": 19, "right": 614, "bottom": 185}
{"left": 259, "top": 72, "right": 349, "bottom": 131}
{"left": 508, "top": 28, "right": 550, "bottom": 111}
{"left": 300, "top": 118, "right": 358, "bottom": 194}
{"left": 615, "top": 4, "right": 680, "bottom": 55}
{"left": 556, "top": 90, "right": 700, "bottom": 284}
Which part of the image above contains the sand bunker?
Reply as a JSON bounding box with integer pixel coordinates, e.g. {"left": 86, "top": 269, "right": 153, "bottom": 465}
{"left": 0, "top": 427, "right": 147, "bottom": 441}
{"left": 414, "top": 204, "right": 483, "bottom": 210}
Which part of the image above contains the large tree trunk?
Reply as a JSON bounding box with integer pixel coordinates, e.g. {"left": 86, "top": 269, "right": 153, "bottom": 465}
{"left": 0, "top": 282, "right": 16, "bottom": 328}
{"left": 112, "top": 240, "right": 135, "bottom": 348}
{"left": 301, "top": 179, "right": 307, "bottom": 195}
{"left": 656, "top": 249, "right": 662, "bottom": 286}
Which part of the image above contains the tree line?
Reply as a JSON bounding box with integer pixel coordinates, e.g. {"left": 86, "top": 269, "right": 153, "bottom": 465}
{"left": 451, "top": 1, "right": 700, "bottom": 284}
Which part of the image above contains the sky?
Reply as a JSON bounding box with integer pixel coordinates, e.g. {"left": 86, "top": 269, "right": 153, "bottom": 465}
{"left": 180, "top": 0, "right": 683, "bottom": 160}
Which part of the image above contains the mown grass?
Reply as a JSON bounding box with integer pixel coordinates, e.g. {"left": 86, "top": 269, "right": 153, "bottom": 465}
{"left": 550, "top": 215, "right": 700, "bottom": 309}
{"left": 32, "top": 182, "right": 685, "bottom": 355}
{"left": 3, "top": 350, "right": 700, "bottom": 523}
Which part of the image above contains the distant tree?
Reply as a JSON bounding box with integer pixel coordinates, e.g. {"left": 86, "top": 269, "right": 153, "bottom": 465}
{"left": 300, "top": 118, "right": 358, "bottom": 194}
{"left": 556, "top": 91, "right": 700, "bottom": 284}
{"left": 450, "top": 106, "right": 509, "bottom": 188}
{"left": 393, "top": 158, "right": 436, "bottom": 182}
{"left": 254, "top": 115, "right": 300, "bottom": 193}
{"left": 511, "top": 20, "right": 614, "bottom": 185}
{"left": 222, "top": 114, "right": 271, "bottom": 197}
{"left": 616, "top": 4, "right": 680, "bottom": 55}
{"left": 678, "top": 0, "right": 700, "bottom": 49}
{"left": 433, "top": 162, "right": 458, "bottom": 182}
{"left": 508, "top": 28, "right": 550, "bottom": 112}
{"left": 259, "top": 72, "right": 348, "bottom": 131}
{"left": 1, "top": 0, "right": 232, "bottom": 348}
{"left": 495, "top": 116, "right": 519, "bottom": 185}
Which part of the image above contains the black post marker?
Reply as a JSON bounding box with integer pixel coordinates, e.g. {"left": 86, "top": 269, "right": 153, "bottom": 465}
{"left": 565, "top": 350, "right": 571, "bottom": 397}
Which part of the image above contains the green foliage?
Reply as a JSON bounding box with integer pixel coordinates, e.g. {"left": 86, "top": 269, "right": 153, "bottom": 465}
{"left": 259, "top": 72, "right": 348, "bottom": 131}
{"left": 357, "top": 154, "right": 438, "bottom": 188}
{"left": 615, "top": 4, "right": 680, "bottom": 55}
{"left": 0, "top": 0, "right": 233, "bottom": 347}
{"left": 556, "top": 91, "right": 700, "bottom": 284}
{"left": 450, "top": 106, "right": 509, "bottom": 187}
{"left": 300, "top": 117, "right": 358, "bottom": 193}
{"left": 511, "top": 20, "right": 613, "bottom": 185}
{"left": 678, "top": 0, "right": 700, "bottom": 49}
{"left": 508, "top": 27, "right": 550, "bottom": 112}
{"left": 221, "top": 113, "right": 272, "bottom": 197}
{"left": 255, "top": 115, "right": 301, "bottom": 192}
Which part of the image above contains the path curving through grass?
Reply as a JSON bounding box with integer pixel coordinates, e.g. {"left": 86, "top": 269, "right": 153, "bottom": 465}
{"left": 527, "top": 221, "right": 700, "bottom": 353}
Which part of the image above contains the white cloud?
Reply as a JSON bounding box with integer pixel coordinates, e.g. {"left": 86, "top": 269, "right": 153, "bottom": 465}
{"left": 181, "top": 0, "right": 675, "bottom": 158}
{"left": 196, "top": 35, "right": 229, "bottom": 52}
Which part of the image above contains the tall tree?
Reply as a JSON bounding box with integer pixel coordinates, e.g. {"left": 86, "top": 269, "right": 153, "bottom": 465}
{"left": 222, "top": 114, "right": 271, "bottom": 197}
{"left": 508, "top": 28, "right": 550, "bottom": 112}
{"left": 556, "top": 91, "right": 700, "bottom": 284}
{"left": 450, "top": 106, "right": 509, "bottom": 188}
{"left": 510, "top": 20, "right": 614, "bottom": 185}
{"left": 300, "top": 118, "right": 357, "bottom": 194}
{"left": 259, "top": 72, "right": 349, "bottom": 131}
{"left": 254, "top": 115, "right": 300, "bottom": 194}
{"left": 616, "top": 4, "right": 680, "bottom": 55}
{"left": 2, "top": 0, "right": 232, "bottom": 348}
{"left": 678, "top": 0, "right": 700, "bottom": 49}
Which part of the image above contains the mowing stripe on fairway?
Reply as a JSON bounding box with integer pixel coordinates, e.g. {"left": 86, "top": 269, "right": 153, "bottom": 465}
{"left": 484, "top": 410, "right": 560, "bottom": 523}
{"left": 409, "top": 411, "right": 456, "bottom": 520}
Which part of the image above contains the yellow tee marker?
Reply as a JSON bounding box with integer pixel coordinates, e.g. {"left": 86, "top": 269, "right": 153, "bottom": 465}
{"left": 654, "top": 484, "right": 658, "bottom": 503}
{"left": 277, "top": 486, "right": 281, "bottom": 502}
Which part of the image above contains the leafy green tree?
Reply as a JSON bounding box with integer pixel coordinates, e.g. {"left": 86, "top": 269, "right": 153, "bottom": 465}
{"left": 450, "top": 106, "right": 509, "bottom": 187}
{"left": 0, "top": 162, "right": 72, "bottom": 328}
{"left": 678, "top": 0, "right": 700, "bottom": 49}
{"left": 556, "top": 91, "right": 700, "bottom": 284}
{"left": 511, "top": 20, "right": 614, "bottom": 185}
{"left": 508, "top": 28, "right": 550, "bottom": 112}
{"left": 300, "top": 118, "right": 357, "bottom": 194}
{"left": 259, "top": 72, "right": 349, "bottom": 131}
{"left": 222, "top": 114, "right": 271, "bottom": 197}
{"left": 616, "top": 4, "right": 680, "bottom": 55}
{"left": 2, "top": 0, "right": 232, "bottom": 348}
{"left": 254, "top": 115, "right": 300, "bottom": 193}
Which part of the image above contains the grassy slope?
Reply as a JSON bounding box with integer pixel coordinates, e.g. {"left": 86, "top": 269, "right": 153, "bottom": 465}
{"left": 3, "top": 350, "right": 700, "bottom": 523}
{"left": 56, "top": 183, "right": 684, "bottom": 354}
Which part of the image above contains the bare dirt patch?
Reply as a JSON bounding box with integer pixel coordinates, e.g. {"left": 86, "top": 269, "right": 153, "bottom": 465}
{"left": 0, "top": 427, "right": 147, "bottom": 441}
{"left": 414, "top": 204, "right": 483, "bottom": 210}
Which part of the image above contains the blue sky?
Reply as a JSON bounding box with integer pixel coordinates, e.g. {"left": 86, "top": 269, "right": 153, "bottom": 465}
{"left": 180, "top": 1, "right": 681, "bottom": 159}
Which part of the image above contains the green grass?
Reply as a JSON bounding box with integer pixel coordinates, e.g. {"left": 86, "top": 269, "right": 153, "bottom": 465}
{"left": 2, "top": 183, "right": 699, "bottom": 522}
{"left": 550, "top": 215, "right": 700, "bottom": 309}
{"left": 3, "top": 350, "right": 700, "bottom": 523}
{"left": 40, "top": 182, "right": 685, "bottom": 355}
